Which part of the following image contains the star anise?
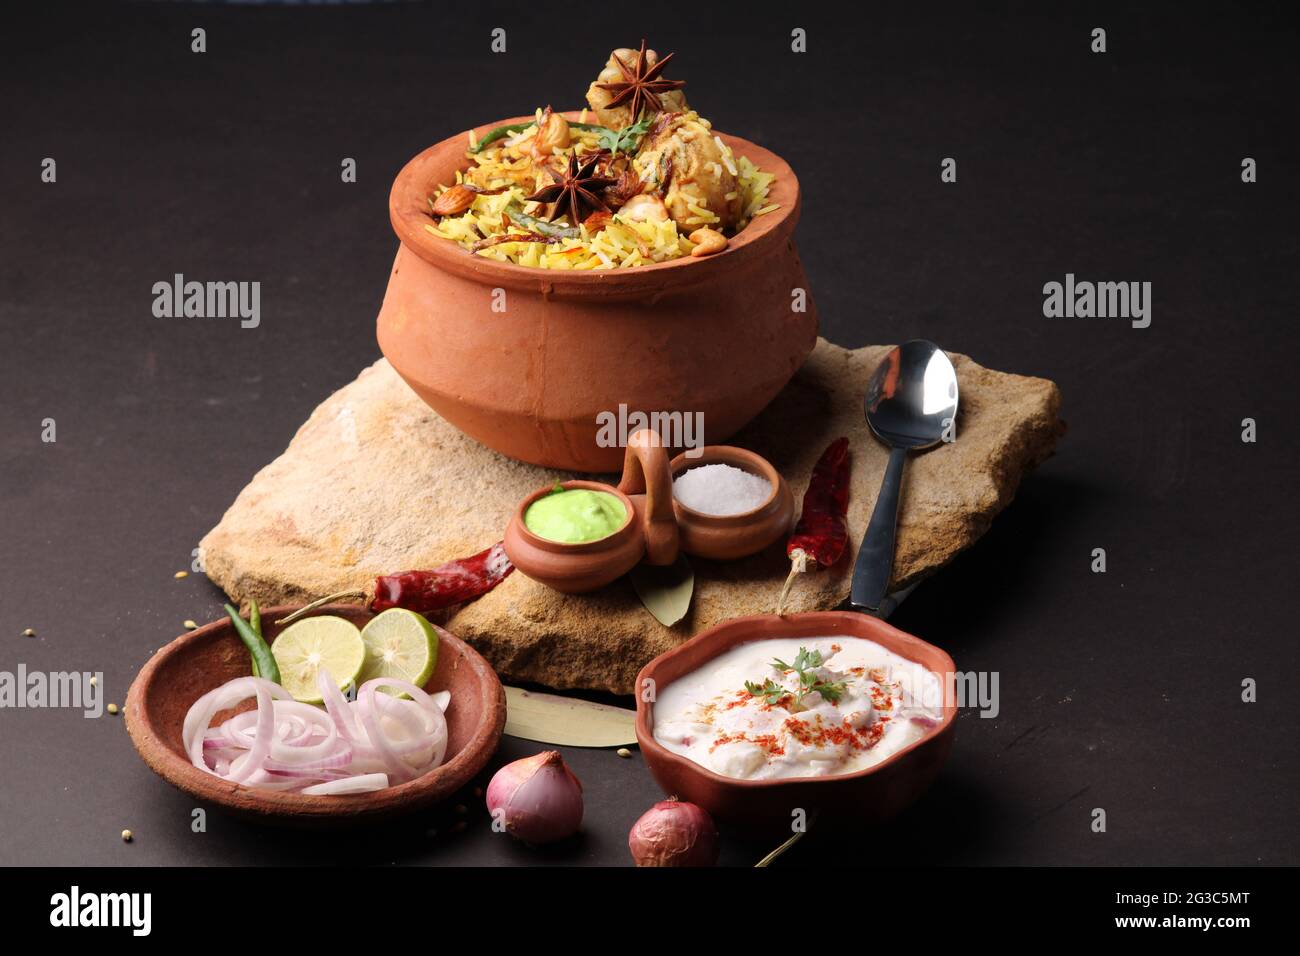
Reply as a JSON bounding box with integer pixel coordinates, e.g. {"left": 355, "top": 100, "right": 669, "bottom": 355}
{"left": 524, "top": 153, "right": 616, "bottom": 225}
{"left": 596, "top": 39, "right": 686, "bottom": 120}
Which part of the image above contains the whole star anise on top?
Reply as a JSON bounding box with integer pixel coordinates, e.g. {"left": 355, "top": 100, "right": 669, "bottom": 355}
{"left": 525, "top": 153, "right": 616, "bottom": 225}
{"left": 596, "top": 39, "right": 686, "bottom": 121}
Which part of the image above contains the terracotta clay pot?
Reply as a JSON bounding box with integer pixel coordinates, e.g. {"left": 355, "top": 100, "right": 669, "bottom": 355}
{"left": 670, "top": 445, "right": 795, "bottom": 560}
{"left": 634, "top": 611, "right": 957, "bottom": 832}
{"left": 504, "top": 429, "right": 678, "bottom": 592}
{"left": 378, "top": 113, "right": 819, "bottom": 473}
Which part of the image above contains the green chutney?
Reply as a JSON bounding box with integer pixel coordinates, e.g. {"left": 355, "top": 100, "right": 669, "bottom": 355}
{"left": 525, "top": 488, "right": 627, "bottom": 544}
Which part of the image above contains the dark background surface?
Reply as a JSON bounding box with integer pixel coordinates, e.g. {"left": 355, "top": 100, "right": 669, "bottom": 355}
{"left": 1, "top": 2, "right": 1297, "bottom": 867}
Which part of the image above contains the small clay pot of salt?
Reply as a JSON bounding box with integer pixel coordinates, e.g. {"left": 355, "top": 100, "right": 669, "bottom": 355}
{"left": 670, "top": 447, "right": 794, "bottom": 560}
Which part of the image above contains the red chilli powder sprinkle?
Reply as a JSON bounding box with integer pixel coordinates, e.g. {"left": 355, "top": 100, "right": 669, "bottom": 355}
{"left": 782, "top": 715, "right": 887, "bottom": 752}
{"left": 709, "top": 678, "right": 899, "bottom": 764}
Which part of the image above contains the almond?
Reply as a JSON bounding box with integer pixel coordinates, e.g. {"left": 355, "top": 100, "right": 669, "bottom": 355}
{"left": 431, "top": 184, "right": 476, "bottom": 216}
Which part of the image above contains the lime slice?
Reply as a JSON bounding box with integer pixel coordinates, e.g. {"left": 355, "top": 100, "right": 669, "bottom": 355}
{"left": 358, "top": 608, "right": 439, "bottom": 697}
{"left": 270, "top": 615, "right": 366, "bottom": 704}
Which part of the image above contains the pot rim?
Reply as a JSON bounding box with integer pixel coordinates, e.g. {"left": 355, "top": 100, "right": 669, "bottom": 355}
{"left": 633, "top": 611, "right": 958, "bottom": 793}
{"left": 389, "top": 111, "right": 803, "bottom": 294}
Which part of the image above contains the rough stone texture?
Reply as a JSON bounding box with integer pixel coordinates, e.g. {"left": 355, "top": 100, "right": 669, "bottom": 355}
{"left": 200, "top": 340, "right": 1063, "bottom": 694}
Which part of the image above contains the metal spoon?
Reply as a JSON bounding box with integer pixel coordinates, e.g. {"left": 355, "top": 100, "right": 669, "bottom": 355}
{"left": 850, "top": 340, "right": 959, "bottom": 613}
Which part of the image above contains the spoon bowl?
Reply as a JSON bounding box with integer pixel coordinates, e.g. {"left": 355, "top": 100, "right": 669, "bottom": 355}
{"left": 864, "top": 340, "right": 959, "bottom": 449}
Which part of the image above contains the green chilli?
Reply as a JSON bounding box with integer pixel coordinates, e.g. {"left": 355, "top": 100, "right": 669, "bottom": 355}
{"left": 470, "top": 120, "right": 609, "bottom": 154}
{"left": 505, "top": 203, "right": 580, "bottom": 239}
{"left": 225, "top": 602, "right": 280, "bottom": 685}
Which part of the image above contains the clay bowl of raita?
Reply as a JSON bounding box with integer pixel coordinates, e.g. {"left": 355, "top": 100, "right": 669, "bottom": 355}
{"left": 125, "top": 606, "right": 505, "bottom": 827}
{"left": 634, "top": 611, "right": 957, "bottom": 831}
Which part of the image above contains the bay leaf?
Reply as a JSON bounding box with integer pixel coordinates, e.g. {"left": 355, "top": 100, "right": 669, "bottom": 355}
{"left": 630, "top": 553, "right": 694, "bottom": 627}
{"left": 503, "top": 685, "right": 637, "bottom": 747}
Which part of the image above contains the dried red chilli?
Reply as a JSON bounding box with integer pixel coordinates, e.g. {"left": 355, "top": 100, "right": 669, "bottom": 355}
{"left": 776, "top": 437, "right": 851, "bottom": 614}
{"left": 274, "top": 542, "right": 513, "bottom": 626}
{"left": 371, "top": 543, "right": 512, "bottom": 612}
{"left": 788, "top": 437, "right": 851, "bottom": 565}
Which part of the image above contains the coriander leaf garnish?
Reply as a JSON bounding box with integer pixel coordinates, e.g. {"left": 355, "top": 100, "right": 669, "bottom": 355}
{"left": 764, "top": 646, "right": 847, "bottom": 708}
{"left": 743, "top": 678, "right": 789, "bottom": 707}
{"left": 811, "top": 677, "right": 846, "bottom": 704}
{"left": 596, "top": 114, "right": 653, "bottom": 156}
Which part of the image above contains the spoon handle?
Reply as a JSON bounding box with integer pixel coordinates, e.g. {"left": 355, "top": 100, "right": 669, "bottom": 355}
{"left": 850, "top": 446, "right": 908, "bottom": 612}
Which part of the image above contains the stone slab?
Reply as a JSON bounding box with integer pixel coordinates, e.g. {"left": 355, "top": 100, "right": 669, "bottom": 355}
{"left": 200, "top": 339, "right": 1063, "bottom": 693}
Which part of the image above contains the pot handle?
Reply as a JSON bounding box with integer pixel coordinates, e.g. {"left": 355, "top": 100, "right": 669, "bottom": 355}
{"left": 617, "top": 428, "right": 679, "bottom": 566}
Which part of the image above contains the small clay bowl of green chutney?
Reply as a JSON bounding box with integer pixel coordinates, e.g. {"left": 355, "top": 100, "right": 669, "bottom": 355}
{"left": 504, "top": 428, "right": 680, "bottom": 592}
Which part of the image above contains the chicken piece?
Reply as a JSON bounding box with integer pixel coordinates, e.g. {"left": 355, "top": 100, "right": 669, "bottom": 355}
{"left": 585, "top": 47, "right": 690, "bottom": 131}
{"left": 635, "top": 114, "right": 742, "bottom": 233}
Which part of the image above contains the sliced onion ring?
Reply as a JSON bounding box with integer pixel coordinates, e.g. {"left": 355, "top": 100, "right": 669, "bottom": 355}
{"left": 182, "top": 671, "right": 452, "bottom": 796}
{"left": 302, "top": 774, "right": 390, "bottom": 796}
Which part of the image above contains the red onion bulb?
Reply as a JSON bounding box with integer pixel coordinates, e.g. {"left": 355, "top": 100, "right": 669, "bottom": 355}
{"left": 485, "top": 751, "right": 583, "bottom": 844}
{"left": 628, "top": 800, "right": 719, "bottom": 867}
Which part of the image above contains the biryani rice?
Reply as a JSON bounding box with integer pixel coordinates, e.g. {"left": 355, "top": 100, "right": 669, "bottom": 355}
{"left": 425, "top": 109, "right": 777, "bottom": 270}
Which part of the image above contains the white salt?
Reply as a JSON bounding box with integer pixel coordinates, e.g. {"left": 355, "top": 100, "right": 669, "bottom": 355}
{"left": 673, "top": 463, "right": 773, "bottom": 516}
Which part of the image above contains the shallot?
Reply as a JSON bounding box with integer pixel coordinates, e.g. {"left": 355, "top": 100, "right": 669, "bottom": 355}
{"left": 485, "top": 751, "right": 583, "bottom": 844}
{"left": 181, "top": 671, "right": 451, "bottom": 795}
{"left": 628, "top": 800, "right": 719, "bottom": 867}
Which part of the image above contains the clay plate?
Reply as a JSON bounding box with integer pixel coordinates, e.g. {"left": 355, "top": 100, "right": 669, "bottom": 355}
{"left": 125, "top": 606, "right": 505, "bottom": 827}
{"left": 635, "top": 611, "right": 957, "bottom": 831}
